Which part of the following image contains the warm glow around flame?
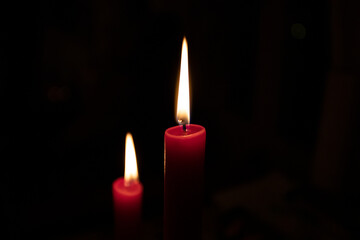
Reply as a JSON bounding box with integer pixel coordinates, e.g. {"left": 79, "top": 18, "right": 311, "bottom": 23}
{"left": 176, "top": 37, "right": 190, "bottom": 125}
{"left": 124, "top": 132, "right": 139, "bottom": 186}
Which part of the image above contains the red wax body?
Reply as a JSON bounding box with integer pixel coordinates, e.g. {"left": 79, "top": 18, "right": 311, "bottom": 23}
{"left": 164, "top": 124, "right": 206, "bottom": 240}
{"left": 112, "top": 177, "right": 143, "bottom": 240}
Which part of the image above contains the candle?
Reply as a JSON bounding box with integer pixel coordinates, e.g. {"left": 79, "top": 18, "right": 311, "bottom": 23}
{"left": 164, "top": 37, "right": 206, "bottom": 240}
{"left": 113, "top": 133, "right": 143, "bottom": 240}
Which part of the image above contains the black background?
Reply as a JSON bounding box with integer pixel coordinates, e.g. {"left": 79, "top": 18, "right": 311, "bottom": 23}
{"left": 2, "top": 0, "right": 360, "bottom": 239}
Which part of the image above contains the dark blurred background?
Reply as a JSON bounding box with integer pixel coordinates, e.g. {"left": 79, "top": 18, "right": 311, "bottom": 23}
{"left": 1, "top": 0, "right": 360, "bottom": 239}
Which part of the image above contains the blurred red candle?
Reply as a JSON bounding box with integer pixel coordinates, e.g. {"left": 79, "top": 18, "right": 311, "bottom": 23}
{"left": 164, "top": 37, "right": 206, "bottom": 240}
{"left": 113, "top": 133, "right": 143, "bottom": 240}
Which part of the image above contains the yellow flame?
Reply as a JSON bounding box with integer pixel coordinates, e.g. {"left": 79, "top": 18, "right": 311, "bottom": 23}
{"left": 176, "top": 37, "right": 190, "bottom": 125}
{"left": 124, "top": 132, "right": 139, "bottom": 186}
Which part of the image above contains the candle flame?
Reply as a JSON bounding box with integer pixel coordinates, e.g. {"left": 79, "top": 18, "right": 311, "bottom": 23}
{"left": 124, "top": 132, "right": 139, "bottom": 186}
{"left": 176, "top": 37, "right": 190, "bottom": 126}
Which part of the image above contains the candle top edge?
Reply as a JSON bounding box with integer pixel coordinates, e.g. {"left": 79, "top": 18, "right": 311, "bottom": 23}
{"left": 113, "top": 177, "right": 143, "bottom": 196}
{"left": 165, "top": 124, "right": 205, "bottom": 138}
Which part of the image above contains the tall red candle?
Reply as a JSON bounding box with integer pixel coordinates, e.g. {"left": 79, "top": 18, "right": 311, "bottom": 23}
{"left": 113, "top": 133, "right": 143, "bottom": 240}
{"left": 164, "top": 37, "right": 206, "bottom": 240}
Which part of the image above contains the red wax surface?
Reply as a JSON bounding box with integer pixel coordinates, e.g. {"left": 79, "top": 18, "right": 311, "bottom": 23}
{"left": 112, "top": 177, "right": 143, "bottom": 240}
{"left": 164, "top": 124, "right": 206, "bottom": 240}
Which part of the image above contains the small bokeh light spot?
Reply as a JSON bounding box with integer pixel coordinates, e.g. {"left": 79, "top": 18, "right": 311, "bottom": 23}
{"left": 291, "top": 23, "right": 306, "bottom": 39}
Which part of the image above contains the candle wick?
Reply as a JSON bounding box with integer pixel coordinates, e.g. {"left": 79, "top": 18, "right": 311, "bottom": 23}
{"left": 178, "top": 119, "right": 187, "bottom": 132}
{"left": 125, "top": 178, "right": 137, "bottom": 187}
{"left": 124, "top": 180, "right": 131, "bottom": 187}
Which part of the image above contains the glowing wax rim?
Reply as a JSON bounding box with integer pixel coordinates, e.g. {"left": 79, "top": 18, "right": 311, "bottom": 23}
{"left": 113, "top": 178, "right": 143, "bottom": 196}
{"left": 165, "top": 124, "right": 205, "bottom": 138}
